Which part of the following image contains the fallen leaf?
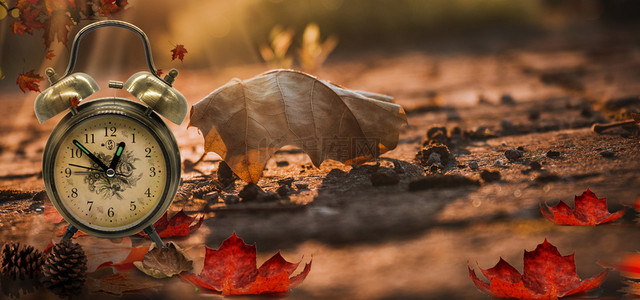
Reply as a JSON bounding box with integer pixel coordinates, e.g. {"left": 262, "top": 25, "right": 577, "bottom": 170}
{"left": 134, "top": 242, "right": 192, "bottom": 278}
{"left": 11, "top": 20, "right": 27, "bottom": 35}
{"left": 189, "top": 69, "right": 407, "bottom": 183}
{"left": 182, "top": 233, "right": 312, "bottom": 295}
{"left": 97, "top": 246, "right": 149, "bottom": 271}
{"left": 79, "top": 237, "right": 134, "bottom": 272}
{"left": 88, "top": 272, "right": 162, "bottom": 296}
{"left": 541, "top": 188, "right": 626, "bottom": 225}
{"left": 16, "top": 69, "right": 42, "bottom": 92}
{"left": 156, "top": 69, "right": 163, "bottom": 77}
{"left": 45, "top": 49, "right": 55, "bottom": 60}
{"left": 469, "top": 239, "right": 608, "bottom": 299}
{"left": 170, "top": 44, "right": 187, "bottom": 61}
{"left": 622, "top": 281, "right": 640, "bottom": 297}
{"left": 136, "top": 210, "right": 203, "bottom": 239}
{"left": 44, "top": 196, "right": 64, "bottom": 223}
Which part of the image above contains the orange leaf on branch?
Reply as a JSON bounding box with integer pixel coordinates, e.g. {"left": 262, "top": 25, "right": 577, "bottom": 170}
{"left": 11, "top": 20, "right": 28, "bottom": 35}
{"left": 171, "top": 44, "right": 187, "bottom": 61}
{"left": 469, "top": 239, "right": 608, "bottom": 299}
{"left": 540, "top": 188, "right": 626, "bottom": 226}
{"left": 45, "top": 49, "right": 56, "bottom": 60}
{"left": 136, "top": 210, "right": 204, "bottom": 239}
{"left": 16, "top": 69, "right": 43, "bottom": 92}
{"left": 181, "top": 233, "right": 312, "bottom": 295}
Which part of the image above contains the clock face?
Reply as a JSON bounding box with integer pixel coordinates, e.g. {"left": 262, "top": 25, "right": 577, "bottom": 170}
{"left": 51, "top": 114, "right": 167, "bottom": 232}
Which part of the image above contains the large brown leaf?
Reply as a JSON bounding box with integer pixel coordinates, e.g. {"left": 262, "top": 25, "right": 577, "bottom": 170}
{"left": 189, "top": 70, "right": 407, "bottom": 183}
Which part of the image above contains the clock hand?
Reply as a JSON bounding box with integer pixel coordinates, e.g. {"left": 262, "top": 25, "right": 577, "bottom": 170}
{"left": 72, "top": 140, "right": 109, "bottom": 171}
{"left": 109, "top": 142, "right": 126, "bottom": 170}
{"left": 68, "top": 164, "right": 131, "bottom": 177}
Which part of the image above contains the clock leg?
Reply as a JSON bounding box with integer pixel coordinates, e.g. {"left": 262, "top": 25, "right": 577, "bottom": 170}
{"left": 143, "top": 225, "right": 167, "bottom": 248}
{"left": 61, "top": 224, "right": 78, "bottom": 241}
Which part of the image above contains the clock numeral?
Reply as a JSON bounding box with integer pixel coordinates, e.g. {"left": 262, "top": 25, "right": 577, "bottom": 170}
{"left": 107, "top": 207, "right": 114, "bottom": 217}
{"left": 70, "top": 148, "right": 83, "bottom": 158}
{"left": 87, "top": 201, "right": 93, "bottom": 211}
{"left": 149, "top": 167, "right": 156, "bottom": 177}
{"left": 132, "top": 133, "right": 136, "bottom": 143}
{"left": 64, "top": 168, "right": 71, "bottom": 177}
{"left": 144, "top": 188, "right": 152, "bottom": 198}
{"left": 104, "top": 126, "right": 117, "bottom": 137}
{"left": 130, "top": 201, "right": 136, "bottom": 211}
{"left": 70, "top": 188, "right": 78, "bottom": 198}
{"left": 144, "top": 147, "right": 151, "bottom": 158}
{"left": 84, "top": 133, "right": 95, "bottom": 144}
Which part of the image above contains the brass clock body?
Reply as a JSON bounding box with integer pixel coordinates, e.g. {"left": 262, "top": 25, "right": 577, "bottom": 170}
{"left": 42, "top": 98, "right": 181, "bottom": 238}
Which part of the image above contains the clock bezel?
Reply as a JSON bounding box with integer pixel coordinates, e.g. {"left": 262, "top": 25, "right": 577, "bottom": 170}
{"left": 42, "top": 97, "right": 181, "bottom": 238}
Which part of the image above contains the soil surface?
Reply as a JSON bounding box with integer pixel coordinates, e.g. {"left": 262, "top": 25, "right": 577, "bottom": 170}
{"left": 1, "top": 24, "right": 640, "bottom": 299}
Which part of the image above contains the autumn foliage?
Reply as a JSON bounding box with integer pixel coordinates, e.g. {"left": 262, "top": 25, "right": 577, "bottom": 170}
{"left": 16, "top": 69, "right": 42, "bottom": 92}
{"left": 170, "top": 44, "right": 188, "bottom": 61}
{"left": 541, "top": 189, "right": 626, "bottom": 226}
{"left": 183, "top": 233, "right": 312, "bottom": 295}
{"left": 136, "top": 210, "right": 203, "bottom": 239}
{"left": 469, "top": 239, "right": 608, "bottom": 299}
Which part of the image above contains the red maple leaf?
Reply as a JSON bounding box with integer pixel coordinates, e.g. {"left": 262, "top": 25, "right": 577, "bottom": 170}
{"left": 540, "top": 189, "right": 626, "bottom": 226}
{"left": 11, "top": 20, "right": 28, "bottom": 35}
{"left": 69, "top": 96, "right": 79, "bottom": 107}
{"left": 16, "top": 69, "right": 43, "bottom": 92}
{"left": 45, "top": 49, "right": 56, "bottom": 60}
{"left": 182, "top": 233, "right": 312, "bottom": 295}
{"left": 170, "top": 44, "right": 187, "bottom": 61}
{"left": 136, "top": 210, "right": 203, "bottom": 239}
{"left": 97, "top": 246, "right": 149, "bottom": 271}
{"left": 156, "top": 69, "right": 163, "bottom": 77}
{"left": 469, "top": 239, "right": 608, "bottom": 299}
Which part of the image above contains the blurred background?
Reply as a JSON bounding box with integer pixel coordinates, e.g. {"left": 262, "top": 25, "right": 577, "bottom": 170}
{"left": 0, "top": 0, "right": 639, "bottom": 91}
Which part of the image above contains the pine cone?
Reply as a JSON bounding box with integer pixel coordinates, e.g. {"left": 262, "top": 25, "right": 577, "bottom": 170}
{"left": 41, "top": 240, "right": 87, "bottom": 298}
{"left": 0, "top": 242, "right": 44, "bottom": 280}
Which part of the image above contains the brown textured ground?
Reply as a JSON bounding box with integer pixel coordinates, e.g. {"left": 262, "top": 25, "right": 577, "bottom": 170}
{"left": 1, "top": 24, "right": 640, "bottom": 299}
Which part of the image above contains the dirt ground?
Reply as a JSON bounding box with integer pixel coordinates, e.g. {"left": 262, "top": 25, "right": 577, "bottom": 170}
{"left": 1, "top": 23, "right": 640, "bottom": 299}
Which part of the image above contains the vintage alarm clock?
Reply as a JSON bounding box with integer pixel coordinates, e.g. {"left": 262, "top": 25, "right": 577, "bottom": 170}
{"left": 35, "top": 20, "right": 187, "bottom": 247}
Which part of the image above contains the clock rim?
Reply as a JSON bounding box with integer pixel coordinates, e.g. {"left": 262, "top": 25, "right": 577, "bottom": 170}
{"left": 42, "top": 97, "right": 181, "bottom": 238}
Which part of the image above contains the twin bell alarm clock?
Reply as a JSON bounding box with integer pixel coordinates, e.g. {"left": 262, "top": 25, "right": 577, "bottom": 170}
{"left": 35, "top": 20, "right": 187, "bottom": 247}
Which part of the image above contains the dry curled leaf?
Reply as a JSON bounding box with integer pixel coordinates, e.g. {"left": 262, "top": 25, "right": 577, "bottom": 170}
{"left": 540, "top": 188, "right": 626, "bottom": 226}
{"left": 469, "top": 239, "right": 608, "bottom": 299}
{"left": 189, "top": 69, "right": 407, "bottom": 183}
{"left": 134, "top": 242, "right": 193, "bottom": 278}
{"left": 181, "top": 233, "right": 311, "bottom": 295}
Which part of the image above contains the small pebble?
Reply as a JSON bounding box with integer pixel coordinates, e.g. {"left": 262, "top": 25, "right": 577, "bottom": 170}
{"left": 203, "top": 191, "right": 219, "bottom": 203}
{"left": 370, "top": 168, "right": 400, "bottom": 186}
{"left": 238, "top": 183, "right": 263, "bottom": 202}
{"left": 276, "top": 160, "right": 290, "bottom": 167}
{"left": 276, "top": 184, "right": 294, "bottom": 197}
{"left": 529, "top": 161, "right": 542, "bottom": 170}
{"left": 468, "top": 161, "right": 479, "bottom": 170}
{"left": 517, "top": 146, "right": 525, "bottom": 152}
{"left": 500, "top": 94, "right": 516, "bottom": 105}
{"left": 505, "top": 148, "right": 523, "bottom": 161}
{"left": 295, "top": 184, "right": 309, "bottom": 190}
{"left": 426, "top": 152, "right": 441, "bottom": 166}
{"left": 480, "top": 170, "right": 501, "bottom": 182}
{"left": 600, "top": 150, "right": 615, "bottom": 158}
{"left": 546, "top": 150, "right": 561, "bottom": 158}
{"left": 494, "top": 159, "right": 505, "bottom": 167}
{"left": 223, "top": 193, "right": 240, "bottom": 205}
